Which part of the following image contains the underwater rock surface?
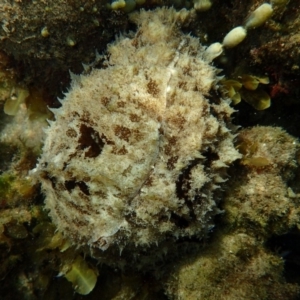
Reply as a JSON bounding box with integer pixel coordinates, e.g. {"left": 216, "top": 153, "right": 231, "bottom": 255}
{"left": 34, "top": 8, "right": 241, "bottom": 252}
{"left": 166, "top": 126, "right": 300, "bottom": 300}
{"left": 0, "top": 0, "right": 128, "bottom": 98}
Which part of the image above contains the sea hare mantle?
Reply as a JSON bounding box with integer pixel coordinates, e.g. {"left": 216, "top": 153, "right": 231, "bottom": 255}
{"left": 34, "top": 7, "right": 241, "bottom": 252}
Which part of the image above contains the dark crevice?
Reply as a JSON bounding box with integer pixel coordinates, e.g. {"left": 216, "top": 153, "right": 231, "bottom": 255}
{"left": 175, "top": 158, "right": 203, "bottom": 223}
{"left": 207, "top": 88, "right": 222, "bottom": 105}
{"left": 266, "top": 229, "right": 300, "bottom": 284}
{"left": 65, "top": 179, "right": 90, "bottom": 195}
{"left": 202, "top": 148, "right": 220, "bottom": 168}
{"left": 176, "top": 158, "right": 202, "bottom": 201}
{"left": 77, "top": 181, "right": 90, "bottom": 195}
{"left": 169, "top": 212, "right": 190, "bottom": 229}
{"left": 77, "top": 124, "right": 104, "bottom": 158}
{"left": 43, "top": 173, "right": 56, "bottom": 189}
{"left": 65, "top": 180, "right": 76, "bottom": 191}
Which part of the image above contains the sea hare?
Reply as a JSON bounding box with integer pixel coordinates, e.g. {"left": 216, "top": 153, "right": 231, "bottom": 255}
{"left": 34, "top": 8, "right": 241, "bottom": 252}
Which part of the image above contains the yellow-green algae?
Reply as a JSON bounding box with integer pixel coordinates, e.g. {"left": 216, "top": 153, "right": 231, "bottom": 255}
{"left": 64, "top": 255, "right": 98, "bottom": 295}
{"left": 221, "top": 74, "right": 271, "bottom": 110}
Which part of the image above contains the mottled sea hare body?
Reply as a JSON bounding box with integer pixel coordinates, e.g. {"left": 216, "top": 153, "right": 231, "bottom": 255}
{"left": 35, "top": 8, "right": 241, "bottom": 252}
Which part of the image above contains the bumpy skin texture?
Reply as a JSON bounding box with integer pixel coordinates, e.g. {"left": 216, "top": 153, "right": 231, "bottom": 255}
{"left": 36, "top": 8, "right": 241, "bottom": 251}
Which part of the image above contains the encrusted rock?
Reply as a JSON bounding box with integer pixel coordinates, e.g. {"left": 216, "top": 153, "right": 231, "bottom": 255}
{"left": 34, "top": 8, "right": 241, "bottom": 253}
{"left": 0, "top": 0, "right": 127, "bottom": 97}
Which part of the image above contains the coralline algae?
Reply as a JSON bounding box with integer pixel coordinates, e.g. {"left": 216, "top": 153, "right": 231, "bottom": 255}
{"left": 34, "top": 8, "right": 241, "bottom": 252}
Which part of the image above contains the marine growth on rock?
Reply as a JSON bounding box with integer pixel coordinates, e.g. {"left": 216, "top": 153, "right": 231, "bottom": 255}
{"left": 33, "top": 8, "right": 241, "bottom": 254}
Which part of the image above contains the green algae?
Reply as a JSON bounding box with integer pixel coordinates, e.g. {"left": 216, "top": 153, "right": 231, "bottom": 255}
{"left": 64, "top": 255, "right": 98, "bottom": 295}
